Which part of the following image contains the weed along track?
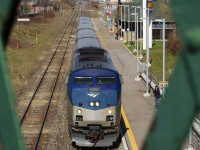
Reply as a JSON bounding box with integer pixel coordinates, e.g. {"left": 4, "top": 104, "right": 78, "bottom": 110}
{"left": 19, "top": 7, "right": 80, "bottom": 150}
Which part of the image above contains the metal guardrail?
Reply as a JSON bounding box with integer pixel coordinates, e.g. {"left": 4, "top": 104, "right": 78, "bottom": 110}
{"left": 0, "top": 0, "right": 24, "bottom": 149}
{"left": 192, "top": 118, "right": 200, "bottom": 149}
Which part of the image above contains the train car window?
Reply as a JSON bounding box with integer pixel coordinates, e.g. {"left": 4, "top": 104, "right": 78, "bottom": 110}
{"left": 74, "top": 77, "right": 93, "bottom": 84}
{"left": 96, "top": 77, "right": 115, "bottom": 84}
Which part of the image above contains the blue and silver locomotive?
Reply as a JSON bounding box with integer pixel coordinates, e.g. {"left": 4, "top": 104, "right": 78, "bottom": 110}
{"left": 67, "top": 17, "right": 122, "bottom": 148}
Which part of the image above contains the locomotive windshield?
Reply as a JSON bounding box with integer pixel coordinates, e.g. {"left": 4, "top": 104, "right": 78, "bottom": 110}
{"left": 96, "top": 77, "right": 115, "bottom": 84}
{"left": 74, "top": 77, "right": 93, "bottom": 84}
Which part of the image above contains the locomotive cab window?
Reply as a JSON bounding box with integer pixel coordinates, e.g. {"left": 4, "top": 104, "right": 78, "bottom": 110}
{"left": 74, "top": 77, "right": 93, "bottom": 84}
{"left": 96, "top": 77, "right": 115, "bottom": 84}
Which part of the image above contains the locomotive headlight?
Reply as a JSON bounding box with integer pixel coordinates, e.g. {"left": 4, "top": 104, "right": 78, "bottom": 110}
{"left": 95, "top": 102, "right": 100, "bottom": 107}
{"left": 89, "top": 101, "right": 94, "bottom": 107}
{"left": 77, "top": 109, "right": 82, "bottom": 114}
{"left": 108, "top": 109, "right": 112, "bottom": 114}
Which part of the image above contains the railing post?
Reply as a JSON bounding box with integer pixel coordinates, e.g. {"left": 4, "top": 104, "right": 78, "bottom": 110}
{"left": 0, "top": 0, "right": 24, "bottom": 149}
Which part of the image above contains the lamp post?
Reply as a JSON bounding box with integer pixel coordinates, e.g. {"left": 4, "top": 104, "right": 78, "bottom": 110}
{"left": 129, "top": 12, "right": 139, "bottom": 54}
{"left": 162, "top": 19, "right": 165, "bottom": 82}
{"left": 142, "top": 8, "right": 150, "bottom": 97}
{"left": 135, "top": 12, "right": 141, "bottom": 81}
{"left": 127, "top": 5, "right": 131, "bottom": 47}
{"left": 131, "top": 6, "right": 137, "bottom": 52}
{"left": 156, "top": 19, "right": 165, "bottom": 81}
{"left": 135, "top": 10, "right": 139, "bottom": 57}
{"left": 155, "top": 19, "right": 166, "bottom": 91}
{"left": 131, "top": 12, "right": 141, "bottom": 81}
{"left": 119, "top": 5, "right": 128, "bottom": 42}
{"left": 119, "top": 5, "right": 123, "bottom": 41}
{"left": 136, "top": 6, "right": 143, "bottom": 59}
{"left": 123, "top": 5, "right": 126, "bottom": 43}
{"left": 135, "top": 13, "right": 141, "bottom": 81}
{"left": 123, "top": 5, "right": 130, "bottom": 44}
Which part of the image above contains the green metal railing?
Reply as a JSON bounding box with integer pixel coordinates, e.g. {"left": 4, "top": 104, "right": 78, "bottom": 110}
{"left": 0, "top": 0, "right": 24, "bottom": 149}
{"left": 143, "top": 0, "right": 200, "bottom": 150}
{"left": 1, "top": 0, "right": 200, "bottom": 150}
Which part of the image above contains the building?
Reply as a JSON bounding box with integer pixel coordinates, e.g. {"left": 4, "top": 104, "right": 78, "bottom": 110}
{"left": 111, "top": 0, "right": 175, "bottom": 40}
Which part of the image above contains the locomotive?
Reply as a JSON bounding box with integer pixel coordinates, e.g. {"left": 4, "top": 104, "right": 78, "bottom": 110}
{"left": 67, "top": 17, "right": 122, "bottom": 148}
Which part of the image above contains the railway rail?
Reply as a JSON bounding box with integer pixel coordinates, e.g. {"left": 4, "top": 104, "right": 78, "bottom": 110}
{"left": 17, "top": 3, "right": 129, "bottom": 150}
{"left": 19, "top": 7, "right": 79, "bottom": 150}
{"left": 1, "top": 1, "right": 200, "bottom": 150}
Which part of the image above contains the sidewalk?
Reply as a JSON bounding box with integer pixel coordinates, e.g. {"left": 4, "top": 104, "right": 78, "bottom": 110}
{"left": 93, "top": 18, "right": 156, "bottom": 149}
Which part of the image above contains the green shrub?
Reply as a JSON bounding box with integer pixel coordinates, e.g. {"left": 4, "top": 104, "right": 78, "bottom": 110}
{"left": 167, "top": 30, "right": 181, "bottom": 55}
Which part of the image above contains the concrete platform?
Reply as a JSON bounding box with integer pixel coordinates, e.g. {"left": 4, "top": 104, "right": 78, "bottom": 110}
{"left": 92, "top": 18, "right": 156, "bottom": 150}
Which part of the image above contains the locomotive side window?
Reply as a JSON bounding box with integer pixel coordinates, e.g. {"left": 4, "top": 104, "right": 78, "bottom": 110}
{"left": 96, "top": 77, "right": 115, "bottom": 84}
{"left": 74, "top": 77, "right": 93, "bottom": 84}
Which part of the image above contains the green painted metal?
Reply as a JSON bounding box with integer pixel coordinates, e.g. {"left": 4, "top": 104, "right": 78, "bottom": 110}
{"left": 0, "top": 0, "right": 24, "bottom": 149}
{"left": 143, "top": 0, "right": 200, "bottom": 150}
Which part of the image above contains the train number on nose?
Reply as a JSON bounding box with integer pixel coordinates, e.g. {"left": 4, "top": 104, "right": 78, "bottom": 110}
{"left": 88, "top": 87, "right": 100, "bottom": 92}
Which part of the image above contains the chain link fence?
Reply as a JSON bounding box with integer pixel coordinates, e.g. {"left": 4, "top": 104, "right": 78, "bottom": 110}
{"left": 143, "top": 69, "right": 162, "bottom": 87}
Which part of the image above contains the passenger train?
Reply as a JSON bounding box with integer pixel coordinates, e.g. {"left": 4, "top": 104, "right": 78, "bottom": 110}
{"left": 67, "top": 17, "right": 122, "bottom": 148}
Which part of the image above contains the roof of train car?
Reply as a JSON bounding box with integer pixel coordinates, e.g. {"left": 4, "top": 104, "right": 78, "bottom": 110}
{"left": 76, "top": 18, "right": 99, "bottom": 48}
{"left": 78, "top": 17, "right": 90, "bottom": 23}
{"left": 72, "top": 47, "right": 116, "bottom": 71}
{"left": 78, "top": 19, "right": 91, "bottom": 24}
{"left": 76, "top": 29, "right": 97, "bottom": 40}
{"left": 78, "top": 17, "right": 91, "bottom": 21}
{"left": 77, "top": 23, "right": 93, "bottom": 30}
{"left": 71, "top": 17, "right": 116, "bottom": 72}
{"left": 79, "top": 16, "right": 90, "bottom": 21}
{"left": 78, "top": 17, "right": 93, "bottom": 30}
{"left": 74, "top": 38, "right": 101, "bottom": 50}
{"left": 78, "top": 20, "right": 91, "bottom": 26}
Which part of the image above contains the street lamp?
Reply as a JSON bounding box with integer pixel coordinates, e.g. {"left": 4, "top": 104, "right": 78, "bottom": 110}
{"left": 155, "top": 19, "right": 165, "bottom": 82}
{"left": 155, "top": 19, "right": 167, "bottom": 95}
{"left": 123, "top": 5, "right": 127, "bottom": 43}
{"left": 119, "top": 5, "right": 129, "bottom": 42}
{"left": 136, "top": 6, "right": 143, "bottom": 59}
{"left": 119, "top": 5, "right": 132, "bottom": 47}
{"left": 127, "top": 5, "right": 131, "bottom": 47}
{"left": 141, "top": 8, "right": 150, "bottom": 97}
{"left": 135, "top": 13, "right": 141, "bottom": 81}
{"left": 131, "top": 12, "right": 141, "bottom": 81}
{"left": 118, "top": 5, "right": 123, "bottom": 41}
{"left": 131, "top": 6, "right": 137, "bottom": 52}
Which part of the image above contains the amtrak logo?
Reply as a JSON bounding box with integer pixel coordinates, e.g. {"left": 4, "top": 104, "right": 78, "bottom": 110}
{"left": 87, "top": 93, "right": 99, "bottom": 98}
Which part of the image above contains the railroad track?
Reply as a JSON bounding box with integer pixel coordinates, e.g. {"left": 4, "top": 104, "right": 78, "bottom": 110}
{"left": 18, "top": 3, "right": 130, "bottom": 150}
{"left": 19, "top": 7, "right": 80, "bottom": 150}
{"left": 78, "top": 4, "right": 91, "bottom": 17}
{"left": 73, "top": 130, "right": 128, "bottom": 150}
